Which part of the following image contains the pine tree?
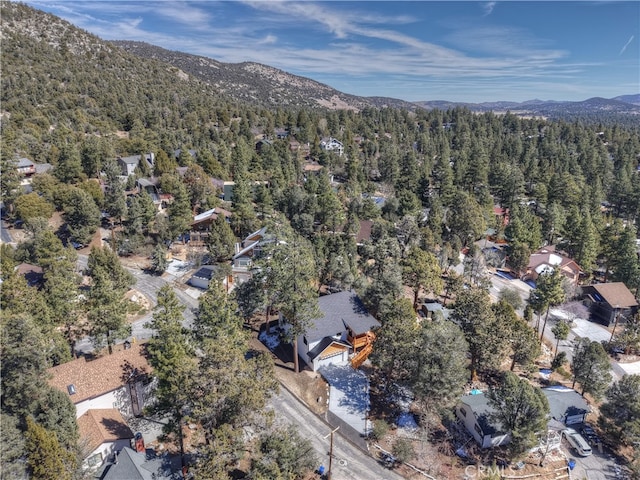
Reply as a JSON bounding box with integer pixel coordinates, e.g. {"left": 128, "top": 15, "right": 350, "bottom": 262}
{"left": 571, "top": 338, "right": 612, "bottom": 399}
{"left": 257, "top": 225, "right": 320, "bottom": 373}
{"left": 402, "top": 246, "right": 443, "bottom": 310}
{"left": 87, "top": 268, "right": 131, "bottom": 354}
{"left": 25, "top": 417, "right": 75, "bottom": 480}
{"left": 146, "top": 285, "right": 194, "bottom": 472}
{"left": 487, "top": 372, "right": 549, "bottom": 456}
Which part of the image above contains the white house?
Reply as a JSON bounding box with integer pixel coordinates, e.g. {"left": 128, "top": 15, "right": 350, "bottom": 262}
{"left": 189, "top": 265, "right": 224, "bottom": 290}
{"left": 48, "top": 342, "right": 153, "bottom": 419}
{"left": 456, "top": 393, "right": 511, "bottom": 449}
{"left": 296, "top": 291, "right": 380, "bottom": 371}
{"left": 320, "top": 137, "right": 344, "bottom": 157}
{"left": 77, "top": 408, "right": 134, "bottom": 470}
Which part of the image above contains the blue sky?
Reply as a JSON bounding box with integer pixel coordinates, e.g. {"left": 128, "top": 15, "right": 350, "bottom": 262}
{"left": 25, "top": 1, "right": 639, "bottom": 103}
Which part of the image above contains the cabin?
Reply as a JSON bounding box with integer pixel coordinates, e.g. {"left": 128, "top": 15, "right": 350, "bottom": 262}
{"left": 77, "top": 408, "right": 134, "bottom": 470}
{"left": 95, "top": 446, "right": 182, "bottom": 479}
{"left": 232, "top": 227, "right": 271, "bottom": 284}
{"left": 295, "top": 291, "right": 380, "bottom": 371}
{"left": 118, "top": 153, "right": 154, "bottom": 176}
{"left": 543, "top": 386, "right": 590, "bottom": 425}
{"left": 189, "top": 207, "right": 233, "bottom": 246}
{"left": 456, "top": 393, "right": 510, "bottom": 449}
{"left": 320, "top": 137, "right": 344, "bottom": 157}
{"left": 582, "top": 282, "right": 639, "bottom": 326}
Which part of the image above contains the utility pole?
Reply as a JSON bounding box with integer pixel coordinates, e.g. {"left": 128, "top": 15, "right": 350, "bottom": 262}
{"left": 610, "top": 304, "right": 620, "bottom": 343}
{"left": 323, "top": 426, "right": 339, "bottom": 479}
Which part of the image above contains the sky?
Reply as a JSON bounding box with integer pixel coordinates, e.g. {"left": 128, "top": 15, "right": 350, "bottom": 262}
{"left": 24, "top": 1, "right": 640, "bottom": 103}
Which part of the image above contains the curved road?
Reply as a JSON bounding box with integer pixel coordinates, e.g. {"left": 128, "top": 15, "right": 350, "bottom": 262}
{"left": 75, "top": 254, "right": 197, "bottom": 354}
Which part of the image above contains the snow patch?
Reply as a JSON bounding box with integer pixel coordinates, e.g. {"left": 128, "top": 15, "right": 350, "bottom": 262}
{"left": 259, "top": 329, "right": 280, "bottom": 350}
{"left": 396, "top": 412, "right": 418, "bottom": 431}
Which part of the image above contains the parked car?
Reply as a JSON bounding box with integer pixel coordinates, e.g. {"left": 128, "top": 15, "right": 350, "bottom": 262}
{"left": 580, "top": 425, "right": 601, "bottom": 445}
{"left": 563, "top": 428, "right": 592, "bottom": 456}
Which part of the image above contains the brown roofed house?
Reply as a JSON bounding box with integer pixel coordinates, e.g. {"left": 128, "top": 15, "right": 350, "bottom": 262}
{"left": 582, "top": 282, "right": 639, "bottom": 326}
{"left": 524, "top": 246, "right": 582, "bottom": 286}
{"left": 78, "top": 408, "right": 134, "bottom": 469}
{"left": 48, "top": 342, "right": 152, "bottom": 419}
{"left": 14, "top": 262, "right": 44, "bottom": 287}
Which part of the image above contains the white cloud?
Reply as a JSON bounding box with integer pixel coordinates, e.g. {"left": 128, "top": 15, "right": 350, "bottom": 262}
{"left": 258, "top": 34, "right": 278, "bottom": 45}
{"left": 482, "top": 2, "right": 496, "bottom": 16}
{"left": 619, "top": 35, "right": 634, "bottom": 55}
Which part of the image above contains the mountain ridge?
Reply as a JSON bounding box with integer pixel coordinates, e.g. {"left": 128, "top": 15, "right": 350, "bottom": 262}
{"left": 112, "top": 40, "right": 415, "bottom": 111}
{"left": 114, "top": 41, "right": 639, "bottom": 122}
{"left": 2, "top": 1, "right": 639, "bottom": 126}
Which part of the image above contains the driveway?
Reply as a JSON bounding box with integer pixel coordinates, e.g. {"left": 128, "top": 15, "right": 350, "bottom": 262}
{"left": 320, "top": 364, "right": 370, "bottom": 436}
{"left": 562, "top": 438, "right": 629, "bottom": 480}
{"left": 571, "top": 318, "right": 611, "bottom": 343}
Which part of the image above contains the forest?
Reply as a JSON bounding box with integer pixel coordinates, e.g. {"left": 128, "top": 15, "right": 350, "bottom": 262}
{"left": 2, "top": 2, "right": 640, "bottom": 479}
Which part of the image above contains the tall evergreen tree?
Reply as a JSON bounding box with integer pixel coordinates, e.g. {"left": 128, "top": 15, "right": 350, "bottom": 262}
{"left": 258, "top": 225, "right": 320, "bottom": 373}
{"left": 402, "top": 246, "right": 443, "bottom": 310}
{"left": 571, "top": 338, "right": 612, "bottom": 399}
{"left": 452, "top": 288, "right": 508, "bottom": 379}
{"left": 25, "top": 417, "right": 75, "bottom": 480}
{"left": 63, "top": 187, "right": 101, "bottom": 245}
{"left": 87, "top": 268, "right": 131, "bottom": 354}
{"left": 531, "top": 268, "right": 566, "bottom": 344}
{"left": 102, "top": 157, "right": 127, "bottom": 223}
{"left": 146, "top": 285, "right": 194, "bottom": 473}
{"left": 487, "top": 372, "right": 550, "bottom": 456}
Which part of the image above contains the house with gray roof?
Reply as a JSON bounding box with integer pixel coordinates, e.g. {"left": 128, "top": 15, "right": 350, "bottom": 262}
{"left": 456, "top": 386, "right": 590, "bottom": 449}
{"left": 296, "top": 291, "right": 380, "bottom": 371}
{"left": 95, "top": 447, "right": 182, "bottom": 479}
{"left": 118, "top": 153, "right": 154, "bottom": 177}
{"left": 542, "top": 386, "right": 590, "bottom": 425}
{"left": 456, "top": 393, "right": 510, "bottom": 449}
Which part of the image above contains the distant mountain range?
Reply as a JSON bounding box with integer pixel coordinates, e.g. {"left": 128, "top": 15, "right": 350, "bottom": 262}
{"left": 414, "top": 95, "right": 640, "bottom": 119}
{"left": 114, "top": 41, "right": 639, "bottom": 123}
{"left": 3, "top": 1, "right": 639, "bottom": 125}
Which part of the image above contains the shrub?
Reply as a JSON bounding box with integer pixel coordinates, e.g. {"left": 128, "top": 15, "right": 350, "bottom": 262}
{"left": 392, "top": 438, "right": 415, "bottom": 463}
{"left": 370, "top": 419, "right": 390, "bottom": 441}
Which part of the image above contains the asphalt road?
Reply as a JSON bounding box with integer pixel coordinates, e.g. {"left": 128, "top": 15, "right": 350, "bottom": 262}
{"left": 75, "top": 254, "right": 197, "bottom": 354}
{"left": 271, "top": 387, "right": 404, "bottom": 480}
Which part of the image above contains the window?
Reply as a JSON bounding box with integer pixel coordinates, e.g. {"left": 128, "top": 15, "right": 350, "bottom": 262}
{"left": 303, "top": 336, "right": 308, "bottom": 345}
{"left": 474, "top": 423, "right": 482, "bottom": 436}
{"left": 459, "top": 407, "right": 467, "bottom": 417}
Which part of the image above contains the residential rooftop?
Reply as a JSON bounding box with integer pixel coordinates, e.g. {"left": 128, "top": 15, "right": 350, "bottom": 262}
{"left": 48, "top": 342, "right": 151, "bottom": 404}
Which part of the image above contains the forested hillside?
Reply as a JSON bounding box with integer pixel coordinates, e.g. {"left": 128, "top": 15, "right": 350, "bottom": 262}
{"left": 2, "top": 2, "right": 640, "bottom": 478}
